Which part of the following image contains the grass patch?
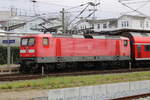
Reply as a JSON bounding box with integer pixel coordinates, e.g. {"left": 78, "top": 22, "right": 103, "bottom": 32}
{"left": 0, "top": 71, "right": 150, "bottom": 91}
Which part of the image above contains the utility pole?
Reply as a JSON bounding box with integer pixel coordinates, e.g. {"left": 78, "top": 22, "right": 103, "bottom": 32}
{"left": 61, "top": 8, "right": 66, "bottom": 34}
{"left": 7, "top": 34, "right": 11, "bottom": 65}
{"left": 6, "top": 27, "right": 11, "bottom": 65}
{"left": 10, "top": 7, "right": 13, "bottom": 16}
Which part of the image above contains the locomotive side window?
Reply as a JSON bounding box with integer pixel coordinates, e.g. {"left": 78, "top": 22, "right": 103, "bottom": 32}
{"left": 145, "top": 45, "right": 150, "bottom": 51}
{"left": 28, "top": 38, "right": 35, "bottom": 46}
{"left": 124, "top": 40, "right": 128, "bottom": 46}
{"left": 21, "top": 38, "right": 28, "bottom": 46}
{"left": 43, "top": 37, "right": 49, "bottom": 46}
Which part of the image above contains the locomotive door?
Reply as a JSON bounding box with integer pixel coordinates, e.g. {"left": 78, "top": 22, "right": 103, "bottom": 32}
{"left": 116, "top": 40, "right": 120, "bottom": 56}
{"left": 137, "top": 45, "right": 141, "bottom": 58}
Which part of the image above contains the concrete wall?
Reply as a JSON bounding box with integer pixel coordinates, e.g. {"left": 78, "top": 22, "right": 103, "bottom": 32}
{"left": 48, "top": 80, "right": 150, "bottom": 100}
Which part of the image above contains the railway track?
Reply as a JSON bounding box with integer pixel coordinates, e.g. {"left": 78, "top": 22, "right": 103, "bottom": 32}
{"left": 0, "top": 68, "right": 150, "bottom": 82}
{"left": 112, "top": 93, "right": 150, "bottom": 100}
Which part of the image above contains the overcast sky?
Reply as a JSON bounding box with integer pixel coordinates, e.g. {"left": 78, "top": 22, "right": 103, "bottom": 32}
{"left": 1, "top": 0, "right": 150, "bottom": 18}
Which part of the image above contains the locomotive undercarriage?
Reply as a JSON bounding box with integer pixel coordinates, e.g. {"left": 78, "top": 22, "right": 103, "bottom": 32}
{"left": 20, "top": 60, "right": 131, "bottom": 74}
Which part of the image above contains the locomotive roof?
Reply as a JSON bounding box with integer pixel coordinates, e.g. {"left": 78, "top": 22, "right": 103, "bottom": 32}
{"left": 52, "top": 34, "right": 128, "bottom": 39}
{"left": 22, "top": 33, "right": 128, "bottom": 40}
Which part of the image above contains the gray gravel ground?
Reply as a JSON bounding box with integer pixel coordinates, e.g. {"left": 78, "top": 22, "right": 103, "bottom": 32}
{"left": 0, "top": 89, "right": 48, "bottom": 100}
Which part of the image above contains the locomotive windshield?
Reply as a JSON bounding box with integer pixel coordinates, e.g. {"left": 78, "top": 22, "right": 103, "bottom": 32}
{"left": 21, "top": 38, "right": 35, "bottom": 46}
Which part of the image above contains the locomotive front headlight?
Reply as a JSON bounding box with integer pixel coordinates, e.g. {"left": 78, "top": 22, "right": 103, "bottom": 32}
{"left": 28, "top": 49, "right": 35, "bottom": 53}
{"left": 20, "top": 50, "right": 26, "bottom": 53}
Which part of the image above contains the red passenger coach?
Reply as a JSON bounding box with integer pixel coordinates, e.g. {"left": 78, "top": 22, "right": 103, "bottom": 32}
{"left": 20, "top": 34, "right": 131, "bottom": 73}
{"left": 133, "top": 36, "right": 150, "bottom": 60}
{"left": 105, "top": 29, "right": 150, "bottom": 67}
{"left": 127, "top": 33, "right": 150, "bottom": 64}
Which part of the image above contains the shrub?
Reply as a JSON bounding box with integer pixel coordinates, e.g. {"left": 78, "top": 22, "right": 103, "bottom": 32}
{"left": 0, "top": 46, "right": 19, "bottom": 64}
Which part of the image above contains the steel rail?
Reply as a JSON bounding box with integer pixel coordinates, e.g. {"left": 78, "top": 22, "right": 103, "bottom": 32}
{"left": 0, "top": 68, "right": 150, "bottom": 82}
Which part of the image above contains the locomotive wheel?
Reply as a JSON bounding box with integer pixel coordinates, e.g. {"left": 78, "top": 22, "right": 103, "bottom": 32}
{"left": 48, "top": 63, "right": 56, "bottom": 72}
{"left": 66, "top": 62, "right": 78, "bottom": 70}
{"left": 30, "top": 63, "right": 40, "bottom": 73}
{"left": 20, "top": 64, "right": 31, "bottom": 74}
{"left": 83, "top": 62, "right": 94, "bottom": 70}
{"left": 56, "top": 63, "right": 66, "bottom": 70}
{"left": 37, "top": 64, "right": 56, "bottom": 73}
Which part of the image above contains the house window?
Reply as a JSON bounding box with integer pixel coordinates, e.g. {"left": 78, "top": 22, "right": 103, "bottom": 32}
{"left": 127, "top": 21, "right": 129, "bottom": 27}
{"left": 140, "top": 21, "right": 143, "bottom": 28}
{"left": 91, "top": 24, "right": 94, "bottom": 29}
{"left": 121, "top": 21, "right": 129, "bottom": 27}
{"left": 146, "top": 22, "right": 149, "bottom": 28}
{"left": 103, "top": 23, "right": 107, "bottom": 29}
{"left": 97, "top": 24, "right": 100, "bottom": 29}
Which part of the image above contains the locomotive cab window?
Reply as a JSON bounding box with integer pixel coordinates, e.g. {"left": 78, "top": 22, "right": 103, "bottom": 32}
{"left": 21, "top": 38, "right": 28, "bottom": 46}
{"left": 28, "top": 38, "right": 35, "bottom": 46}
{"left": 145, "top": 45, "right": 150, "bottom": 51}
{"left": 21, "top": 38, "right": 35, "bottom": 46}
{"left": 124, "top": 40, "right": 128, "bottom": 46}
{"left": 43, "top": 37, "right": 49, "bottom": 46}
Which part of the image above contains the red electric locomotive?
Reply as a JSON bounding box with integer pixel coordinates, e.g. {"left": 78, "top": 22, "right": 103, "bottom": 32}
{"left": 20, "top": 34, "right": 130, "bottom": 73}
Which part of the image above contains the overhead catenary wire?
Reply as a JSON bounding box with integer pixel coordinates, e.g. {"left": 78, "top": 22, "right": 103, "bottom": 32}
{"left": 119, "top": 0, "right": 150, "bottom": 5}
{"left": 6, "top": 0, "right": 100, "bottom": 33}
{"left": 119, "top": 0, "right": 150, "bottom": 15}
{"left": 66, "top": 3, "right": 88, "bottom": 10}
{"left": 68, "top": 2, "right": 100, "bottom": 26}
{"left": 31, "top": 0, "right": 98, "bottom": 29}
{"left": 68, "top": 4, "right": 90, "bottom": 26}
{"left": 86, "top": 10, "right": 97, "bottom": 18}
{"left": 123, "top": 0, "right": 150, "bottom": 4}
{"left": 70, "top": 2, "right": 100, "bottom": 30}
{"left": 118, "top": 0, "right": 150, "bottom": 17}
{"left": 135, "top": 0, "right": 150, "bottom": 11}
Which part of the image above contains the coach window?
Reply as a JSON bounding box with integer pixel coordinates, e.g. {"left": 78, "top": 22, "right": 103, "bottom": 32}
{"left": 43, "top": 37, "right": 49, "bottom": 46}
{"left": 145, "top": 45, "right": 150, "bottom": 51}
{"left": 124, "top": 40, "right": 128, "bottom": 46}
